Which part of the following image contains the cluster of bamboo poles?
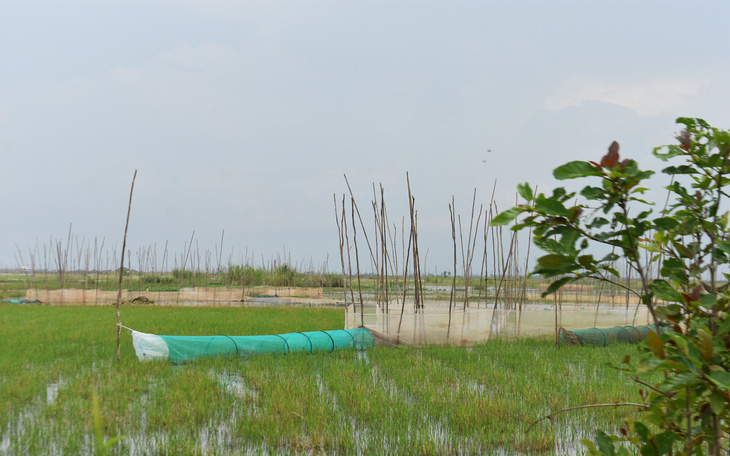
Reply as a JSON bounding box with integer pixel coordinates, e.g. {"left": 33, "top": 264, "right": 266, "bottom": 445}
{"left": 334, "top": 175, "right": 651, "bottom": 343}
{"left": 334, "top": 175, "right": 533, "bottom": 325}
{"left": 13, "top": 226, "right": 332, "bottom": 293}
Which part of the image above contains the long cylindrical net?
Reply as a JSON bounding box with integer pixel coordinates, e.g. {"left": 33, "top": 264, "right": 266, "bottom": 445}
{"left": 132, "top": 328, "right": 374, "bottom": 363}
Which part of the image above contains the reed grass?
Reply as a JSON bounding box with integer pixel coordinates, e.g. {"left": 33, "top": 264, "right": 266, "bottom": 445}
{"left": 1, "top": 304, "right": 652, "bottom": 455}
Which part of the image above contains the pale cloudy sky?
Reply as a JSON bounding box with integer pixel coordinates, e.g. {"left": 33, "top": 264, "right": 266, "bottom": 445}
{"left": 1, "top": 0, "right": 729, "bottom": 273}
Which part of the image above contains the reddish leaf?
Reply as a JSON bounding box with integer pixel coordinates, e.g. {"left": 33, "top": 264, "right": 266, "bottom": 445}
{"left": 600, "top": 141, "right": 620, "bottom": 168}
{"left": 691, "top": 285, "right": 702, "bottom": 302}
{"left": 679, "top": 129, "right": 691, "bottom": 150}
{"left": 608, "top": 141, "right": 619, "bottom": 156}
{"left": 647, "top": 331, "right": 665, "bottom": 359}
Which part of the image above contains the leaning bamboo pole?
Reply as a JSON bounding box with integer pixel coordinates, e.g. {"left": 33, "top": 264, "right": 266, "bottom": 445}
{"left": 334, "top": 194, "right": 348, "bottom": 311}
{"left": 488, "top": 222, "right": 516, "bottom": 341}
{"left": 342, "top": 197, "right": 357, "bottom": 311}
{"left": 397, "top": 216, "right": 413, "bottom": 340}
{"left": 344, "top": 175, "right": 377, "bottom": 269}
{"left": 116, "top": 170, "right": 137, "bottom": 362}
{"left": 379, "top": 184, "right": 390, "bottom": 317}
{"left": 351, "top": 198, "right": 365, "bottom": 326}
{"left": 406, "top": 173, "right": 423, "bottom": 311}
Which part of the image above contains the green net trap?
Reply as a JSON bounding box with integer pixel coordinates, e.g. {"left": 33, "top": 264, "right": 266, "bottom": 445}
{"left": 132, "top": 328, "right": 375, "bottom": 363}
{"left": 559, "top": 324, "right": 658, "bottom": 347}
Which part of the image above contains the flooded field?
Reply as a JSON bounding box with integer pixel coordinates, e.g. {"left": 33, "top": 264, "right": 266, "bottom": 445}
{"left": 0, "top": 303, "right": 650, "bottom": 455}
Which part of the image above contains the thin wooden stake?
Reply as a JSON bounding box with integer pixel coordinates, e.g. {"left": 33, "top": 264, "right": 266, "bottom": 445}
{"left": 116, "top": 170, "right": 137, "bottom": 362}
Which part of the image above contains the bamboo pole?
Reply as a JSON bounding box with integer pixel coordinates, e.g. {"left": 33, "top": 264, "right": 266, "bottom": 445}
{"left": 406, "top": 173, "right": 422, "bottom": 311}
{"left": 447, "top": 199, "right": 457, "bottom": 341}
{"left": 116, "top": 169, "right": 137, "bottom": 362}
{"left": 397, "top": 216, "right": 413, "bottom": 340}
{"left": 342, "top": 196, "right": 357, "bottom": 311}
{"left": 334, "top": 194, "right": 346, "bottom": 307}
{"left": 351, "top": 199, "right": 365, "bottom": 326}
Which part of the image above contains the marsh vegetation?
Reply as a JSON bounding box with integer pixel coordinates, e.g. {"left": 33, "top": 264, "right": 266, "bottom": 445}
{"left": 0, "top": 304, "right": 649, "bottom": 455}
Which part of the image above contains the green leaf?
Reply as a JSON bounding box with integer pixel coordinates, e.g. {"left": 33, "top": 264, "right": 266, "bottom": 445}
{"left": 660, "top": 257, "right": 685, "bottom": 274}
{"left": 541, "top": 276, "right": 573, "bottom": 297}
{"left": 716, "top": 240, "right": 730, "bottom": 255}
{"left": 595, "top": 430, "right": 616, "bottom": 456}
{"left": 717, "top": 317, "right": 730, "bottom": 336}
{"left": 517, "top": 182, "right": 534, "bottom": 201}
{"left": 537, "top": 254, "right": 576, "bottom": 271}
{"left": 710, "top": 391, "right": 726, "bottom": 415}
{"left": 581, "top": 186, "right": 605, "bottom": 200}
{"left": 661, "top": 372, "right": 699, "bottom": 390}
{"left": 634, "top": 422, "right": 651, "bottom": 443}
{"left": 534, "top": 197, "right": 573, "bottom": 217}
{"left": 588, "top": 217, "right": 610, "bottom": 229}
{"left": 653, "top": 217, "right": 678, "bottom": 231}
{"left": 661, "top": 258, "right": 687, "bottom": 284}
{"left": 557, "top": 227, "right": 581, "bottom": 254}
{"left": 654, "top": 304, "right": 683, "bottom": 322}
{"left": 648, "top": 280, "right": 684, "bottom": 303}
{"left": 673, "top": 242, "right": 695, "bottom": 259}
{"left": 677, "top": 116, "right": 709, "bottom": 129}
{"left": 599, "top": 252, "right": 620, "bottom": 263}
{"left": 700, "top": 293, "right": 717, "bottom": 308}
{"left": 577, "top": 255, "right": 595, "bottom": 268}
{"left": 698, "top": 328, "right": 714, "bottom": 361}
{"left": 662, "top": 165, "right": 695, "bottom": 175}
{"left": 490, "top": 207, "right": 525, "bottom": 226}
{"left": 709, "top": 370, "right": 730, "bottom": 388}
{"left": 655, "top": 432, "right": 676, "bottom": 455}
{"left": 553, "top": 161, "right": 603, "bottom": 180}
{"left": 653, "top": 145, "right": 687, "bottom": 161}
{"left": 580, "top": 439, "right": 598, "bottom": 452}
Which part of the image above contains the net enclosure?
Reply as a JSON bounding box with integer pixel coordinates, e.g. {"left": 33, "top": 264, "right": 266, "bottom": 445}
{"left": 559, "top": 324, "right": 658, "bottom": 347}
{"left": 132, "top": 328, "right": 375, "bottom": 364}
{"left": 345, "top": 301, "right": 651, "bottom": 345}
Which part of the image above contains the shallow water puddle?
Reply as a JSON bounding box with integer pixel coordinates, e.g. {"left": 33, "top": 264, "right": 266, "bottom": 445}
{"left": 0, "top": 357, "right": 629, "bottom": 455}
{"left": 46, "top": 380, "right": 62, "bottom": 405}
{"left": 215, "top": 371, "right": 256, "bottom": 399}
{"left": 357, "top": 351, "right": 369, "bottom": 363}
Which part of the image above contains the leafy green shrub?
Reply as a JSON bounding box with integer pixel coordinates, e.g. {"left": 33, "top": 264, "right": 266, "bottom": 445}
{"left": 494, "top": 118, "right": 730, "bottom": 455}
{"left": 171, "top": 269, "right": 193, "bottom": 281}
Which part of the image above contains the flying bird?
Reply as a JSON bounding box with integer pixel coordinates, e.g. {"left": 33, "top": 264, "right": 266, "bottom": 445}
{"left": 481, "top": 149, "right": 492, "bottom": 163}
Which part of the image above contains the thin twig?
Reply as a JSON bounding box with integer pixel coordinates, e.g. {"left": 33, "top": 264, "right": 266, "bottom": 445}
{"left": 527, "top": 402, "right": 648, "bottom": 432}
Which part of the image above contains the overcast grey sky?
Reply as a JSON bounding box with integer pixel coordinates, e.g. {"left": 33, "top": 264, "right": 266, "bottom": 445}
{"left": 1, "top": 0, "right": 729, "bottom": 273}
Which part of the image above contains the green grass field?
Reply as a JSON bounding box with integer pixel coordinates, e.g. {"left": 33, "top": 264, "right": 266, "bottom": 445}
{"left": 0, "top": 304, "right": 649, "bottom": 455}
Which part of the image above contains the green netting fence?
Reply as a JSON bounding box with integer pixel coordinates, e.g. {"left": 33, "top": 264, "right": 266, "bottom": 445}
{"left": 559, "top": 324, "right": 658, "bottom": 347}
{"left": 132, "top": 327, "right": 375, "bottom": 363}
